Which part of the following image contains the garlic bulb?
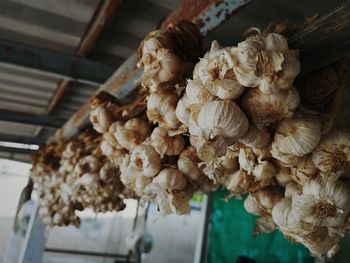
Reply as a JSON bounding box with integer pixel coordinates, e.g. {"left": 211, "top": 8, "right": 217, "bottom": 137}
{"left": 90, "top": 105, "right": 115, "bottom": 134}
{"left": 175, "top": 94, "right": 190, "bottom": 126}
{"left": 177, "top": 146, "right": 203, "bottom": 181}
{"left": 239, "top": 124, "right": 270, "bottom": 148}
{"left": 312, "top": 130, "right": 350, "bottom": 176}
{"left": 129, "top": 143, "right": 162, "bottom": 178}
{"left": 150, "top": 126, "right": 185, "bottom": 157}
{"left": 114, "top": 118, "right": 151, "bottom": 151}
{"left": 147, "top": 92, "right": 180, "bottom": 129}
{"left": 244, "top": 187, "right": 283, "bottom": 217}
{"left": 193, "top": 41, "right": 245, "bottom": 100}
{"left": 140, "top": 48, "right": 184, "bottom": 92}
{"left": 272, "top": 115, "right": 322, "bottom": 157}
{"left": 186, "top": 79, "right": 215, "bottom": 105}
{"left": 241, "top": 87, "right": 300, "bottom": 128}
{"left": 151, "top": 168, "right": 188, "bottom": 191}
{"left": 223, "top": 169, "right": 253, "bottom": 197}
{"left": 198, "top": 100, "right": 249, "bottom": 141}
{"left": 291, "top": 157, "right": 318, "bottom": 185}
{"left": 292, "top": 175, "right": 350, "bottom": 227}
{"left": 232, "top": 33, "right": 300, "bottom": 94}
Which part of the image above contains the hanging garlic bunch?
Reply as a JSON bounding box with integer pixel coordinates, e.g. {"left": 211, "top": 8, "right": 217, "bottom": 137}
{"left": 150, "top": 126, "right": 185, "bottom": 157}
{"left": 231, "top": 32, "right": 300, "bottom": 94}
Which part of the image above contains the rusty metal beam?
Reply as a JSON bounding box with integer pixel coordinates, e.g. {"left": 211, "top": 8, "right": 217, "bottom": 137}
{"left": 47, "top": 0, "right": 120, "bottom": 113}
{"left": 56, "top": 0, "right": 253, "bottom": 140}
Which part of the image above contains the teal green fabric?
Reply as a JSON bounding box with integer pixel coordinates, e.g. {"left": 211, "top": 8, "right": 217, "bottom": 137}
{"left": 208, "top": 190, "right": 313, "bottom": 263}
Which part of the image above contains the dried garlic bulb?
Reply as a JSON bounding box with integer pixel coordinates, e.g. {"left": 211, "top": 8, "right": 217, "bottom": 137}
{"left": 232, "top": 33, "right": 300, "bottom": 94}
{"left": 114, "top": 118, "right": 151, "bottom": 151}
{"left": 151, "top": 126, "right": 185, "bottom": 157}
{"left": 90, "top": 105, "right": 115, "bottom": 134}
{"left": 151, "top": 168, "right": 188, "bottom": 192}
{"left": 241, "top": 87, "right": 299, "bottom": 128}
{"left": 239, "top": 124, "right": 270, "bottom": 148}
{"left": 198, "top": 100, "right": 249, "bottom": 141}
{"left": 292, "top": 175, "right": 350, "bottom": 227}
{"left": 147, "top": 93, "right": 180, "bottom": 129}
{"left": 222, "top": 169, "right": 253, "bottom": 198}
{"left": 312, "top": 130, "right": 350, "bottom": 176}
{"left": 244, "top": 187, "right": 283, "bottom": 217}
{"left": 177, "top": 146, "right": 203, "bottom": 181}
{"left": 186, "top": 79, "right": 215, "bottom": 105}
{"left": 193, "top": 41, "right": 244, "bottom": 100}
{"left": 129, "top": 143, "right": 162, "bottom": 178}
{"left": 272, "top": 115, "right": 322, "bottom": 157}
{"left": 140, "top": 48, "right": 184, "bottom": 92}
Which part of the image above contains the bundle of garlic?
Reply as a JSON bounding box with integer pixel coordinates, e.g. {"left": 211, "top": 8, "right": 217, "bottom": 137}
{"left": 31, "top": 130, "right": 127, "bottom": 228}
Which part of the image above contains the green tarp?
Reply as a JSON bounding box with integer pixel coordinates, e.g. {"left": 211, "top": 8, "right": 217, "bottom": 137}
{"left": 208, "top": 190, "right": 313, "bottom": 263}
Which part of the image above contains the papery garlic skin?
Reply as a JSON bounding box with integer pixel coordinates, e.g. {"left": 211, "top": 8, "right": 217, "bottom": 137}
{"left": 186, "top": 79, "right": 215, "bottom": 105}
{"left": 312, "top": 130, "right": 350, "bottom": 176}
{"left": 272, "top": 115, "right": 322, "bottom": 157}
{"left": 244, "top": 187, "right": 283, "bottom": 217}
{"left": 241, "top": 87, "right": 300, "bottom": 129}
{"left": 129, "top": 143, "right": 162, "bottom": 178}
{"left": 151, "top": 168, "right": 188, "bottom": 192}
{"left": 292, "top": 175, "right": 350, "bottom": 227}
{"left": 90, "top": 105, "right": 115, "bottom": 133}
{"left": 232, "top": 33, "right": 300, "bottom": 94}
{"left": 114, "top": 118, "right": 151, "bottom": 151}
{"left": 177, "top": 146, "right": 203, "bottom": 181}
{"left": 150, "top": 126, "right": 185, "bottom": 157}
{"left": 239, "top": 125, "right": 270, "bottom": 148}
{"left": 193, "top": 41, "right": 245, "bottom": 100}
{"left": 198, "top": 100, "right": 249, "bottom": 140}
{"left": 175, "top": 94, "right": 190, "bottom": 127}
{"left": 147, "top": 93, "right": 180, "bottom": 129}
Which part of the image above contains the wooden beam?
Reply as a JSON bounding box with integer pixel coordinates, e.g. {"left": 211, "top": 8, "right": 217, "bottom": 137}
{"left": 56, "top": 0, "right": 253, "bottom": 140}
{"left": 47, "top": 0, "right": 120, "bottom": 113}
{"left": 289, "top": 0, "right": 350, "bottom": 74}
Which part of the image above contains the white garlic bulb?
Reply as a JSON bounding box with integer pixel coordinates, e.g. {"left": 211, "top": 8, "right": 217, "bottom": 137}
{"left": 129, "top": 143, "right": 162, "bottom": 178}
{"left": 114, "top": 118, "right": 151, "bottom": 151}
{"left": 198, "top": 100, "right": 249, "bottom": 141}
{"left": 186, "top": 79, "right": 215, "bottom": 105}
{"left": 285, "top": 181, "right": 302, "bottom": 197}
{"left": 292, "top": 175, "right": 350, "bottom": 227}
{"left": 151, "top": 168, "right": 188, "bottom": 191}
{"left": 244, "top": 187, "right": 283, "bottom": 217}
{"left": 177, "top": 146, "right": 203, "bottom": 181}
{"left": 312, "top": 130, "right": 350, "bottom": 176}
{"left": 193, "top": 41, "right": 244, "bottom": 100}
{"left": 272, "top": 115, "right": 322, "bottom": 157}
{"left": 147, "top": 92, "right": 180, "bottom": 129}
{"left": 150, "top": 126, "right": 185, "bottom": 157}
{"left": 241, "top": 87, "right": 300, "bottom": 129}
{"left": 90, "top": 105, "right": 115, "bottom": 133}
{"left": 232, "top": 33, "right": 300, "bottom": 94}
{"left": 239, "top": 124, "right": 270, "bottom": 148}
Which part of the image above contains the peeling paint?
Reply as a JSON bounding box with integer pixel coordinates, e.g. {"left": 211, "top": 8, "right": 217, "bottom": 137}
{"left": 196, "top": 0, "right": 252, "bottom": 35}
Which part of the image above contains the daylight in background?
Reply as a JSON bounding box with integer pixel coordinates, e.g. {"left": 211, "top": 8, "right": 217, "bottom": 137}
{"left": 0, "top": 159, "right": 31, "bottom": 260}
